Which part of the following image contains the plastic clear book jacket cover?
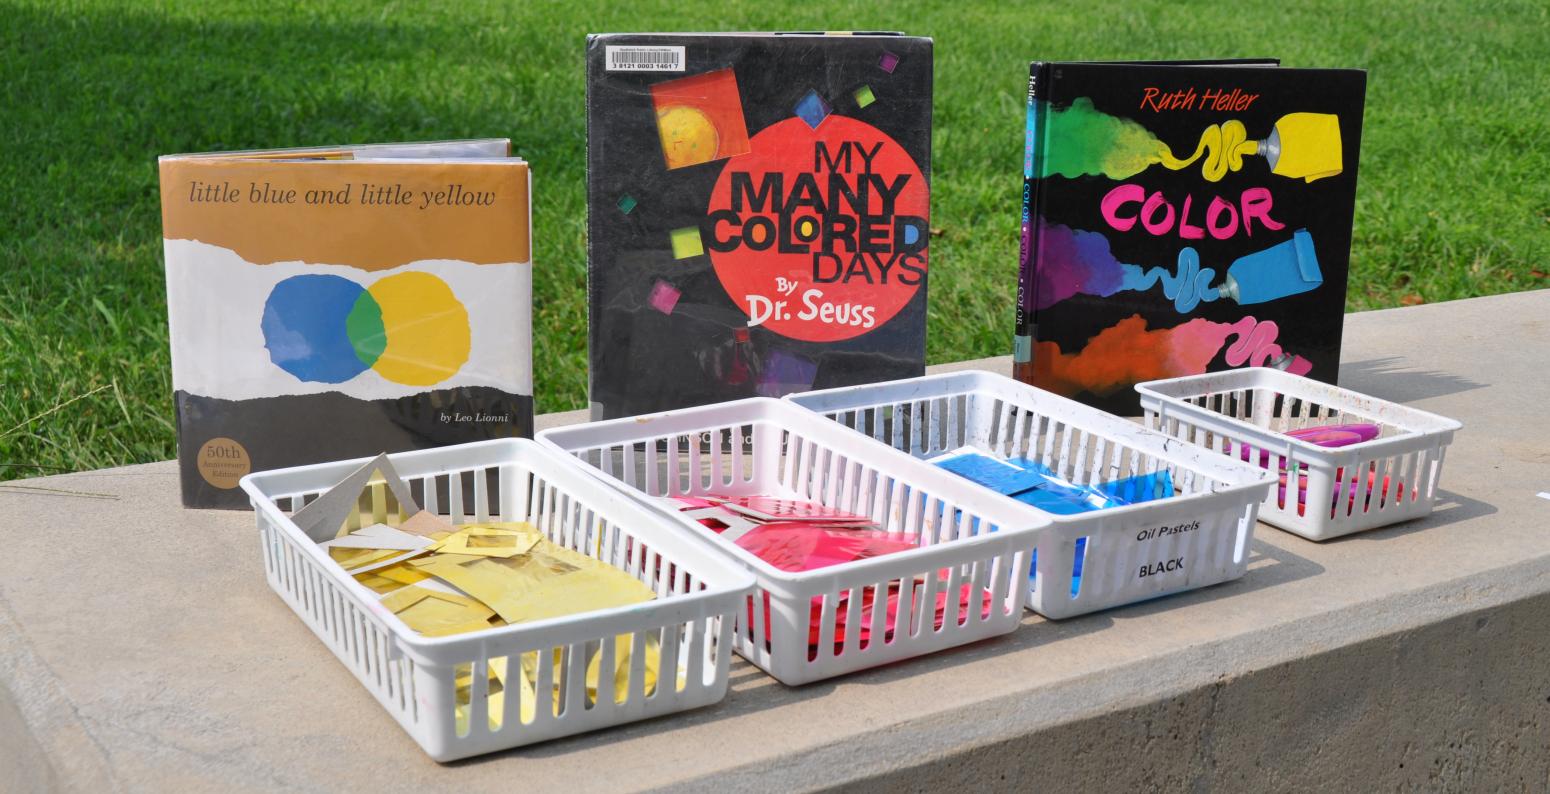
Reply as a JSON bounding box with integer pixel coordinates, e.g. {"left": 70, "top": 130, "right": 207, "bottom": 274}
{"left": 1014, "top": 60, "right": 1366, "bottom": 415}
{"left": 586, "top": 32, "right": 933, "bottom": 420}
{"left": 158, "top": 140, "right": 533, "bottom": 508}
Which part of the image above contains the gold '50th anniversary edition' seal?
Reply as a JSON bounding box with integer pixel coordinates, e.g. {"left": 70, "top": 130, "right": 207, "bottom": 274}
{"left": 197, "top": 437, "right": 251, "bottom": 489}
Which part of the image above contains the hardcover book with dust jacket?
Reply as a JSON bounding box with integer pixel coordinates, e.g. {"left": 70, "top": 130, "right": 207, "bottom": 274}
{"left": 1015, "top": 61, "right": 1366, "bottom": 414}
{"left": 158, "top": 140, "right": 533, "bottom": 508}
{"left": 587, "top": 32, "right": 933, "bottom": 419}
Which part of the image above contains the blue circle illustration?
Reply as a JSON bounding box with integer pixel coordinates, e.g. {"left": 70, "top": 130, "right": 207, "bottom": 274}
{"left": 261, "top": 274, "right": 379, "bottom": 383}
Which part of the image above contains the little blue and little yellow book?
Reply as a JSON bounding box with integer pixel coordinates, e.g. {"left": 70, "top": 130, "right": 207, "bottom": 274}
{"left": 1014, "top": 60, "right": 1366, "bottom": 415}
{"left": 158, "top": 140, "right": 533, "bottom": 508}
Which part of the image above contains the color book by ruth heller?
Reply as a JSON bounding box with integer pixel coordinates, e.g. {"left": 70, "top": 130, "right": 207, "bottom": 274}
{"left": 1015, "top": 60, "right": 1366, "bottom": 414}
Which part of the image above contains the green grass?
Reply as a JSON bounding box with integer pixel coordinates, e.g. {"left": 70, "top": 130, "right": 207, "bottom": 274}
{"left": 2, "top": 0, "right": 1546, "bottom": 479}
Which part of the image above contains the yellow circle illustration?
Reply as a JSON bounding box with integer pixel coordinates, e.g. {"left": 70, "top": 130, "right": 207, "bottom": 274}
{"left": 366, "top": 271, "right": 471, "bottom": 386}
{"left": 657, "top": 105, "right": 720, "bottom": 169}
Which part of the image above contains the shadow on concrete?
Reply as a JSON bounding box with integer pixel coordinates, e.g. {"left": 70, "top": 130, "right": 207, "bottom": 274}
{"left": 455, "top": 534, "right": 1333, "bottom": 765}
{"left": 453, "top": 583, "right": 1129, "bottom": 764}
{"left": 1101, "top": 536, "right": 1325, "bottom": 621}
{"left": 1339, "top": 357, "right": 1487, "bottom": 403}
{"left": 1325, "top": 488, "right": 1499, "bottom": 543}
{"left": 461, "top": 604, "right": 1118, "bottom": 766}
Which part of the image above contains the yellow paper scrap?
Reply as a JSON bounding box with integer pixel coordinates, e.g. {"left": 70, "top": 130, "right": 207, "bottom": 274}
{"left": 468, "top": 535, "right": 521, "bottom": 548}
{"left": 454, "top": 657, "right": 508, "bottom": 734}
{"left": 379, "top": 584, "right": 488, "bottom": 613}
{"left": 414, "top": 544, "right": 652, "bottom": 626}
{"left": 376, "top": 564, "right": 432, "bottom": 587}
{"left": 468, "top": 521, "right": 540, "bottom": 531}
{"left": 409, "top": 552, "right": 487, "bottom": 568}
{"left": 448, "top": 521, "right": 544, "bottom": 542}
{"left": 420, "top": 620, "right": 499, "bottom": 638}
{"left": 380, "top": 586, "right": 494, "bottom": 637}
{"left": 353, "top": 572, "right": 403, "bottom": 594}
{"left": 350, "top": 549, "right": 432, "bottom": 576}
{"left": 431, "top": 526, "right": 542, "bottom": 558}
{"left": 426, "top": 523, "right": 526, "bottom": 541}
{"left": 366, "top": 517, "right": 661, "bottom": 708}
{"left": 516, "top": 633, "right": 664, "bottom": 721}
{"left": 404, "top": 525, "right": 672, "bottom": 730}
{"left": 329, "top": 546, "right": 405, "bottom": 571}
{"left": 411, "top": 557, "right": 535, "bottom": 623}
{"left": 453, "top": 635, "right": 670, "bottom": 730}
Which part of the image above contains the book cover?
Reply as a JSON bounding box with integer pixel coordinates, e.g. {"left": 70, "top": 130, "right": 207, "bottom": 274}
{"left": 586, "top": 32, "right": 933, "bottom": 420}
{"left": 158, "top": 140, "right": 534, "bottom": 508}
{"left": 1014, "top": 61, "right": 1366, "bottom": 415}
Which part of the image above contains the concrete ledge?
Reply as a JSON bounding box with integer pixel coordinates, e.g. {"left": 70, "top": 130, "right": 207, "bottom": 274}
{"left": 2, "top": 290, "right": 1547, "bottom": 791}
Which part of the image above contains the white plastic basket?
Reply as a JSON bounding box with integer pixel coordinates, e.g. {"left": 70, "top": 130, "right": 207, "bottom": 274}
{"left": 1136, "top": 368, "right": 1463, "bottom": 540}
{"left": 786, "top": 371, "right": 1272, "bottom": 620}
{"left": 239, "top": 438, "right": 755, "bottom": 762}
{"left": 537, "top": 398, "right": 1045, "bottom": 685}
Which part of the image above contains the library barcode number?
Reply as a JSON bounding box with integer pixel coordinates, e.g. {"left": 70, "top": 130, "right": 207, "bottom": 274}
{"left": 606, "top": 46, "right": 684, "bottom": 72}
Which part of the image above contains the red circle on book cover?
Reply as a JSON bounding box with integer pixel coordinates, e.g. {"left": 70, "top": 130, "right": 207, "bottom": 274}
{"left": 705, "top": 115, "right": 928, "bottom": 343}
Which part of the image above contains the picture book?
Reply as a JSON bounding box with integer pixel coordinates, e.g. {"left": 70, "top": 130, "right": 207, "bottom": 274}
{"left": 1014, "top": 61, "right": 1366, "bottom": 414}
{"left": 158, "top": 140, "right": 533, "bottom": 508}
{"left": 586, "top": 32, "right": 933, "bottom": 419}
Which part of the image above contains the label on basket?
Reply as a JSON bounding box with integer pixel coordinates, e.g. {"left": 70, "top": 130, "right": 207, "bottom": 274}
{"left": 1132, "top": 519, "right": 1198, "bottom": 580}
{"left": 1134, "top": 519, "right": 1199, "bottom": 543}
{"left": 1138, "top": 557, "right": 1185, "bottom": 578}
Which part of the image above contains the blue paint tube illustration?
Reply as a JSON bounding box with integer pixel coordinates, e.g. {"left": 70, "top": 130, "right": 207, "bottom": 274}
{"left": 1220, "top": 228, "right": 1322, "bottom": 305}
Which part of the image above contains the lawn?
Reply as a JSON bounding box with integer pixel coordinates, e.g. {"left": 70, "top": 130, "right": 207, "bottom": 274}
{"left": 2, "top": 0, "right": 1546, "bottom": 480}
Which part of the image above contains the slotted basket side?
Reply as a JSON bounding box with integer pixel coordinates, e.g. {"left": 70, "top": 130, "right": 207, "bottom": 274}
{"left": 540, "top": 399, "right": 1044, "bottom": 685}
{"left": 1137, "top": 368, "right": 1462, "bottom": 540}
{"left": 243, "top": 439, "right": 751, "bottom": 760}
{"left": 788, "top": 371, "right": 1272, "bottom": 619}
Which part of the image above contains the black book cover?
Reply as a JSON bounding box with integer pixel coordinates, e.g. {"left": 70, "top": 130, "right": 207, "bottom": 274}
{"left": 586, "top": 33, "right": 933, "bottom": 419}
{"left": 1014, "top": 61, "right": 1366, "bottom": 415}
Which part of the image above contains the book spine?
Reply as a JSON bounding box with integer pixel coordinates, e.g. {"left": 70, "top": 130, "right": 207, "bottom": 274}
{"left": 1012, "top": 62, "right": 1049, "bottom": 385}
{"left": 584, "top": 36, "right": 602, "bottom": 420}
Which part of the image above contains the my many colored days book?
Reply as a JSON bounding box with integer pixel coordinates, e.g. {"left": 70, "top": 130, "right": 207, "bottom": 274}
{"left": 158, "top": 140, "right": 533, "bottom": 508}
{"left": 1014, "top": 60, "right": 1366, "bottom": 414}
{"left": 586, "top": 32, "right": 933, "bottom": 419}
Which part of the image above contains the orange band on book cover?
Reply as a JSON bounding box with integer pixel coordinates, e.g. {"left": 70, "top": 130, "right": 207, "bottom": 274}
{"left": 159, "top": 159, "right": 530, "bottom": 270}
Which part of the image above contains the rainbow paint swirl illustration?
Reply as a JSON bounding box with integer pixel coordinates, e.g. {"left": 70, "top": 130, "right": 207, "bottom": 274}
{"left": 1039, "top": 98, "right": 1343, "bottom": 183}
{"left": 1033, "top": 222, "right": 1322, "bottom": 313}
{"left": 1031, "top": 313, "right": 1313, "bottom": 398}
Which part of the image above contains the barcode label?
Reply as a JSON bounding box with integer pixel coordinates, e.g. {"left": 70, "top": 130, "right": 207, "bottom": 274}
{"left": 605, "top": 45, "right": 685, "bottom": 72}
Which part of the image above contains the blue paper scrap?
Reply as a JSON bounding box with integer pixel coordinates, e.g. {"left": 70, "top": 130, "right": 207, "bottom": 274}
{"left": 932, "top": 451, "right": 1177, "bottom": 597}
